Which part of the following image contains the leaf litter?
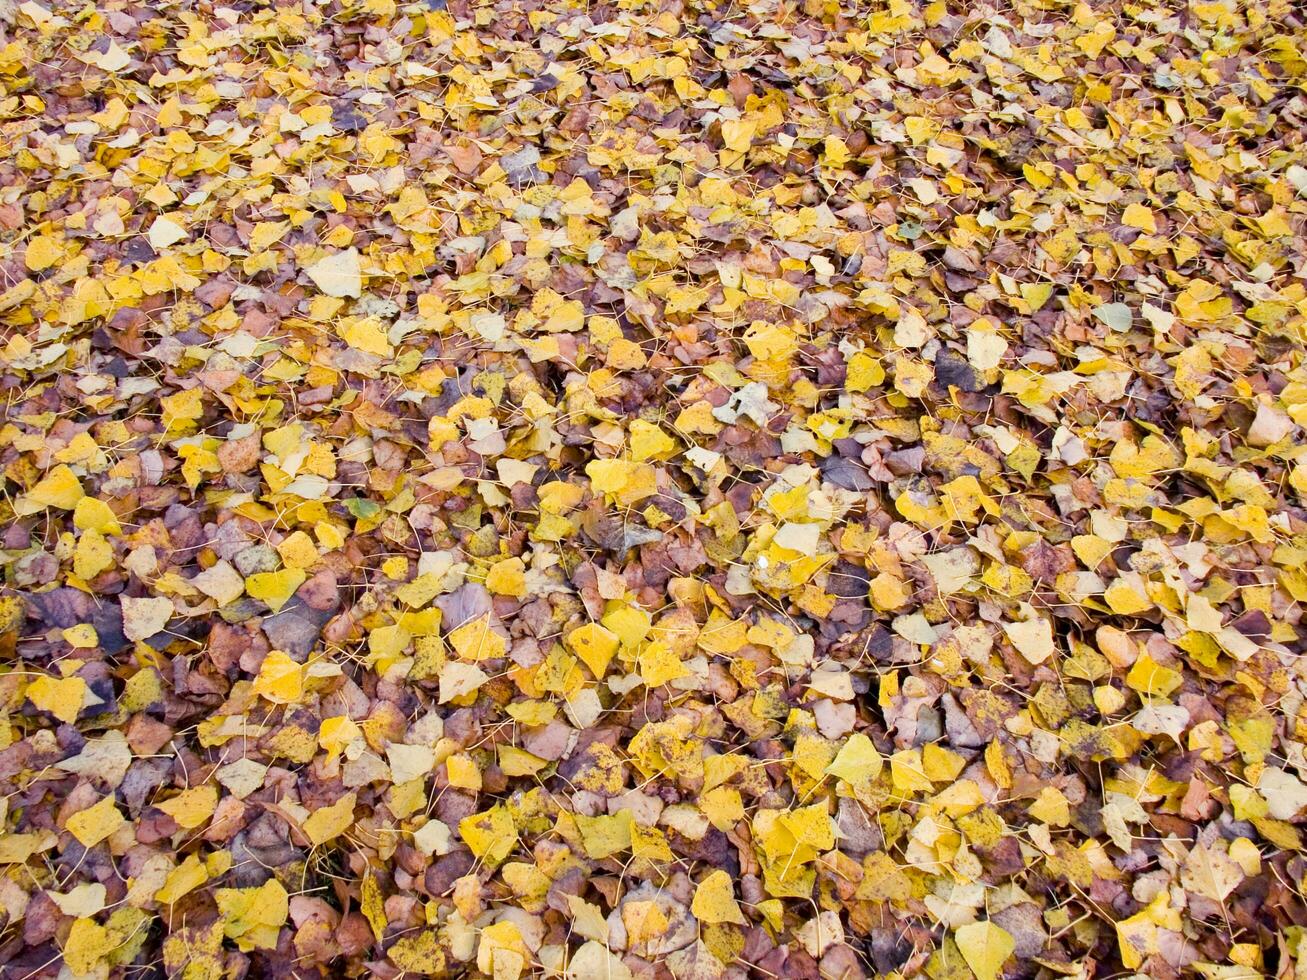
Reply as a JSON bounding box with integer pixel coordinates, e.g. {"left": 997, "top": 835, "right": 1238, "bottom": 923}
{"left": 0, "top": 0, "right": 1306, "bottom": 977}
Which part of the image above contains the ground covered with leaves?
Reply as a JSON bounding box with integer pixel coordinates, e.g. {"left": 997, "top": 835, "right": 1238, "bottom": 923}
{"left": 0, "top": 0, "right": 1305, "bottom": 976}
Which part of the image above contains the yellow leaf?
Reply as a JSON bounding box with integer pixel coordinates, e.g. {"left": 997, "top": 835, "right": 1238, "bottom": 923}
{"left": 779, "top": 801, "right": 835, "bottom": 850}
{"left": 459, "top": 804, "right": 516, "bottom": 867}
{"left": 249, "top": 220, "right": 291, "bottom": 252}
{"left": 66, "top": 796, "right": 126, "bottom": 848}
{"left": 73, "top": 497, "right": 120, "bottom": 534}
{"left": 448, "top": 615, "right": 506, "bottom": 661}
{"left": 1020, "top": 281, "right": 1054, "bottom": 311}
{"left": 691, "top": 869, "right": 746, "bottom": 924}
{"left": 319, "top": 715, "right": 361, "bottom": 759}
{"left": 26, "top": 234, "right": 62, "bottom": 272}
{"left": 904, "top": 115, "right": 939, "bottom": 143}
{"left": 826, "top": 733, "right": 883, "bottom": 784}
{"left": 870, "top": 572, "right": 912, "bottom": 611}
{"left": 413, "top": 818, "right": 452, "bottom": 856}
{"left": 160, "top": 387, "right": 204, "bottom": 435}
{"left": 638, "top": 641, "right": 689, "bottom": 687}
{"left": 542, "top": 300, "right": 584, "bottom": 332}
{"left": 857, "top": 852, "right": 911, "bottom": 902}
{"left": 390, "top": 930, "right": 448, "bottom": 974}
{"left": 575, "top": 811, "right": 632, "bottom": 859}
{"left": 361, "top": 873, "right": 387, "bottom": 941}
{"left": 922, "top": 743, "right": 966, "bottom": 782}
{"left": 1115, "top": 892, "right": 1179, "bottom": 970}
{"left": 1104, "top": 579, "right": 1152, "bottom": 614}
{"left": 275, "top": 530, "right": 319, "bottom": 570}
{"left": 18, "top": 464, "right": 84, "bottom": 513}
{"left": 955, "top": 921, "right": 1015, "bottom": 980}
{"left": 303, "top": 792, "right": 356, "bottom": 845}
{"left": 156, "top": 785, "right": 218, "bottom": 829}
{"left": 700, "top": 786, "right": 745, "bottom": 830}
{"left": 505, "top": 700, "right": 557, "bottom": 726}
{"left": 890, "top": 748, "right": 934, "bottom": 794}
{"left": 606, "top": 338, "right": 647, "bottom": 370}
{"left": 565, "top": 621, "right": 619, "bottom": 678}
{"left": 250, "top": 652, "right": 300, "bottom": 705}
{"left": 56, "top": 432, "right": 102, "bottom": 468}
{"left": 721, "top": 118, "right": 756, "bottom": 152}
{"left": 63, "top": 624, "right": 99, "bottom": 648}
{"left": 215, "top": 878, "right": 289, "bottom": 951}
{"left": 445, "top": 752, "right": 481, "bottom": 790}
{"left": 622, "top": 899, "right": 668, "bottom": 944}
{"left": 368, "top": 623, "right": 411, "bottom": 665}
{"left": 823, "top": 134, "right": 851, "bottom": 167}
{"left": 156, "top": 855, "right": 211, "bottom": 904}
{"left": 63, "top": 918, "right": 113, "bottom": 975}
{"left": 1028, "top": 786, "right": 1071, "bottom": 826}
{"left": 1125, "top": 652, "right": 1182, "bottom": 698}
{"left": 629, "top": 419, "right": 676, "bottom": 461}
{"left": 585, "top": 458, "right": 634, "bottom": 494}
{"left": 1181, "top": 843, "right": 1244, "bottom": 901}
{"left": 245, "top": 568, "right": 307, "bottom": 613}
{"left": 27, "top": 674, "right": 87, "bottom": 724}
{"left": 846, "top": 350, "right": 885, "bottom": 392}
{"left": 485, "top": 557, "right": 527, "bottom": 597}
{"left": 83, "top": 39, "right": 131, "bottom": 71}
{"left": 985, "top": 740, "right": 1012, "bottom": 789}
{"left": 601, "top": 604, "right": 651, "bottom": 650}
{"left": 743, "top": 321, "right": 797, "bottom": 362}
{"left": 1122, "top": 202, "right": 1157, "bottom": 233}
{"left": 932, "top": 779, "right": 986, "bottom": 816}
{"left": 697, "top": 611, "right": 748, "bottom": 655}
{"left": 498, "top": 745, "right": 548, "bottom": 776}
{"left": 74, "top": 529, "right": 114, "bottom": 580}
{"left": 477, "top": 920, "right": 529, "bottom": 979}
{"left": 440, "top": 661, "right": 489, "bottom": 703}
{"left": 339, "top": 317, "right": 393, "bottom": 357}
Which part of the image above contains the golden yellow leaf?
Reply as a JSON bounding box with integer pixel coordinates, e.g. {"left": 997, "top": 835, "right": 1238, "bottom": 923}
{"left": 245, "top": 568, "right": 306, "bottom": 613}
{"left": 27, "top": 674, "right": 87, "bottom": 724}
{"left": 25, "top": 234, "right": 62, "bottom": 271}
{"left": 18, "top": 464, "right": 84, "bottom": 513}
{"left": 691, "top": 869, "right": 746, "bottom": 924}
{"left": 156, "top": 785, "right": 218, "bottom": 829}
{"left": 565, "top": 621, "right": 619, "bottom": 679}
{"left": 955, "top": 921, "right": 1015, "bottom": 980}
{"left": 448, "top": 615, "right": 506, "bottom": 661}
{"left": 66, "top": 796, "right": 126, "bottom": 848}
{"left": 303, "top": 792, "right": 356, "bottom": 845}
